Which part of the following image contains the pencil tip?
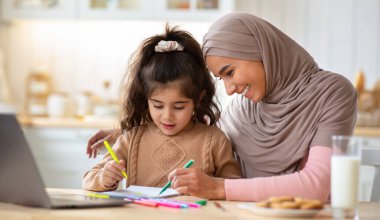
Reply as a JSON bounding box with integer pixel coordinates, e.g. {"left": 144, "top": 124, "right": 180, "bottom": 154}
{"left": 158, "top": 188, "right": 165, "bottom": 195}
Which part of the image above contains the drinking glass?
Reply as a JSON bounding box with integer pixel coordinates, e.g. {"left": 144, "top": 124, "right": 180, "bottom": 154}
{"left": 331, "top": 135, "right": 362, "bottom": 219}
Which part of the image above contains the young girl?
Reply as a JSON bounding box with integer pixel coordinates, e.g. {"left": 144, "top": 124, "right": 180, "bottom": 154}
{"left": 83, "top": 25, "right": 241, "bottom": 191}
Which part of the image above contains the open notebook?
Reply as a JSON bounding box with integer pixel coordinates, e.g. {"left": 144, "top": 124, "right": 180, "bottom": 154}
{"left": 98, "top": 185, "right": 180, "bottom": 200}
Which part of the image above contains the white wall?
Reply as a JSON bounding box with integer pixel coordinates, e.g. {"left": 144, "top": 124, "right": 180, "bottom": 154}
{"left": 236, "top": 0, "right": 380, "bottom": 89}
{"left": 1, "top": 0, "right": 379, "bottom": 113}
{"left": 1, "top": 20, "right": 215, "bottom": 113}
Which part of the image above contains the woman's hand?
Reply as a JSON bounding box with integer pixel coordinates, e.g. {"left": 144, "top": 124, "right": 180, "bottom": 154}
{"left": 168, "top": 168, "right": 226, "bottom": 199}
{"left": 100, "top": 160, "right": 126, "bottom": 187}
{"left": 86, "top": 129, "right": 119, "bottom": 158}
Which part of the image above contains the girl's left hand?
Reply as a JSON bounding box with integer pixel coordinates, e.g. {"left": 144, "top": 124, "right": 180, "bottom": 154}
{"left": 168, "top": 168, "right": 226, "bottom": 199}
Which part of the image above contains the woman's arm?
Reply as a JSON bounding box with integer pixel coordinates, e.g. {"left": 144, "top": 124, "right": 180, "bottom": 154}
{"left": 225, "top": 146, "right": 331, "bottom": 202}
{"left": 86, "top": 129, "right": 121, "bottom": 158}
{"left": 169, "top": 146, "right": 331, "bottom": 201}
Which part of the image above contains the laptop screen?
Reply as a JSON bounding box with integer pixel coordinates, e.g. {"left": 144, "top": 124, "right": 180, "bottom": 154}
{"left": 0, "top": 114, "right": 52, "bottom": 208}
{"left": 0, "top": 114, "right": 129, "bottom": 208}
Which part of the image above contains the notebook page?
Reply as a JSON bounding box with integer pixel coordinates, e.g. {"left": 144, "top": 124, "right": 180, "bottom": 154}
{"left": 99, "top": 185, "right": 180, "bottom": 199}
{"left": 127, "top": 185, "right": 180, "bottom": 197}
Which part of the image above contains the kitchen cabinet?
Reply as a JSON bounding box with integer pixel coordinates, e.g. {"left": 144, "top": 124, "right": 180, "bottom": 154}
{"left": 154, "top": 0, "right": 234, "bottom": 21}
{"left": 79, "top": 0, "right": 234, "bottom": 21}
{"left": 77, "top": 0, "right": 152, "bottom": 20}
{"left": 1, "top": 0, "right": 77, "bottom": 20}
{"left": 22, "top": 127, "right": 103, "bottom": 189}
{"left": 1, "top": 0, "right": 234, "bottom": 21}
{"left": 360, "top": 137, "right": 380, "bottom": 201}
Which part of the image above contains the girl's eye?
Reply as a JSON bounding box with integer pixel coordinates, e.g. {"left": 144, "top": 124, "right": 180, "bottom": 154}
{"left": 153, "top": 106, "right": 163, "bottom": 109}
{"left": 174, "top": 106, "right": 185, "bottom": 110}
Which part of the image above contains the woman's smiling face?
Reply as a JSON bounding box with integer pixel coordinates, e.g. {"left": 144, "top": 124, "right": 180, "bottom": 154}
{"left": 206, "top": 56, "right": 266, "bottom": 103}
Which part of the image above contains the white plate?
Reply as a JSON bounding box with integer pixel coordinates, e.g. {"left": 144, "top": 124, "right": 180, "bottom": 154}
{"left": 237, "top": 203, "right": 322, "bottom": 218}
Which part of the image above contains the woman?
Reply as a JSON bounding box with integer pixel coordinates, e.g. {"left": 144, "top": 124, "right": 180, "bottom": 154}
{"left": 86, "top": 13, "right": 357, "bottom": 202}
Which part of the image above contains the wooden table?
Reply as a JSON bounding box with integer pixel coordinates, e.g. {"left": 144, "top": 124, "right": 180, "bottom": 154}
{"left": 0, "top": 189, "right": 379, "bottom": 220}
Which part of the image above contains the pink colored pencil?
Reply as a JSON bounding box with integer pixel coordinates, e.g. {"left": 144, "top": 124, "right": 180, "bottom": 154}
{"left": 155, "top": 200, "right": 182, "bottom": 208}
{"left": 134, "top": 199, "right": 159, "bottom": 207}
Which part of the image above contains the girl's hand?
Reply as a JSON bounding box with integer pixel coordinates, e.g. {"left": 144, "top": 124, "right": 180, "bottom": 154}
{"left": 86, "top": 129, "right": 120, "bottom": 158}
{"left": 168, "top": 168, "right": 226, "bottom": 199}
{"left": 100, "top": 160, "right": 126, "bottom": 188}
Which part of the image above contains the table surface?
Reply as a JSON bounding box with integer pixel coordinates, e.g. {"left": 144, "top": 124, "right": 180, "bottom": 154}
{"left": 0, "top": 189, "right": 379, "bottom": 220}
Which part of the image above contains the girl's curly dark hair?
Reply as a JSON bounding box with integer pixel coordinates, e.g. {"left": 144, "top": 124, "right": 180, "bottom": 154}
{"left": 120, "top": 24, "right": 220, "bottom": 131}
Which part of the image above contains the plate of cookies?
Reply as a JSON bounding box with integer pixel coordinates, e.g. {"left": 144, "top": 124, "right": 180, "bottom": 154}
{"left": 237, "top": 196, "right": 324, "bottom": 218}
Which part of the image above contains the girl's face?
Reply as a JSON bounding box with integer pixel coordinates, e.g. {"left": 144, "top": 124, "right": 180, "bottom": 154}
{"left": 148, "top": 84, "right": 195, "bottom": 136}
{"left": 206, "top": 56, "right": 266, "bottom": 102}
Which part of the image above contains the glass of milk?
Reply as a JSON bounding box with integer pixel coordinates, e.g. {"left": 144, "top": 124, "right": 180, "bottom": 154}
{"left": 331, "top": 135, "right": 362, "bottom": 219}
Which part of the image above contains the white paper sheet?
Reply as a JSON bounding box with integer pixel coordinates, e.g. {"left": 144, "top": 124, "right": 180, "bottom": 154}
{"left": 127, "top": 185, "right": 180, "bottom": 197}
{"left": 100, "top": 185, "right": 180, "bottom": 199}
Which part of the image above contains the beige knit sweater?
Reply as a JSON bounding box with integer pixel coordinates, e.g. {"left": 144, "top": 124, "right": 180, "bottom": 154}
{"left": 83, "top": 121, "right": 242, "bottom": 191}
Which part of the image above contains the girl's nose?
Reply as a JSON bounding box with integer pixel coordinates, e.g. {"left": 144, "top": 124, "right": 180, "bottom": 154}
{"left": 163, "top": 108, "right": 173, "bottom": 120}
{"left": 224, "top": 80, "right": 236, "bottom": 96}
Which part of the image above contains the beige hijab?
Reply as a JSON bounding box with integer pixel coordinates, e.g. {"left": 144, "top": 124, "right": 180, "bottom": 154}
{"left": 203, "top": 13, "right": 357, "bottom": 178}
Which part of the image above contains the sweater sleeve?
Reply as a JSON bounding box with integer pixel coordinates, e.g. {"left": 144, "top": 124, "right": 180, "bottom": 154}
{"left": 82, "top": 134, "right": 129, "bottom": 191}
{"left": 225, "top": 146, "right": 331, "bottom": 201}
{"left": 212, "top": 132, "right": 242, "bottom": 179}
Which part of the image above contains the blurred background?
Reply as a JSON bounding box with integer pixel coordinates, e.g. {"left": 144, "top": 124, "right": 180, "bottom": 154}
{"left": 0, "top": 0, "right": 379, "bottom": 199}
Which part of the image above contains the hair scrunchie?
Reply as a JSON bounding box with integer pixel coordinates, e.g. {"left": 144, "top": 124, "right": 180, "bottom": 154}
{"left": 154, "top": 40, "right": 184, "bottom": 52}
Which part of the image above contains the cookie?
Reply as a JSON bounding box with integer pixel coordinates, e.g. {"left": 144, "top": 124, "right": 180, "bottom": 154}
{"left": 255, "top": 200, "right": 270, "bottom": 208}
{"left": 268, "top": 196, "right": 294, "bottom": 203}
{"left": 271, "top": 201, "right": 301, "bottom": 209}
{"left": 300, "top": 200, "right": 324, "bottom": 210}
{"left": 294, "top": 197, "right": 305, "bottom": 203}
{"left": 256, "top": 196, "right": 324, "bottom": 210}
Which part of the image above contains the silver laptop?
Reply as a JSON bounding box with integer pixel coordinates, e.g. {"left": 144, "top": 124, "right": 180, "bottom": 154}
{"left": 0, "top": 114, "right": 130, "bottom": 208}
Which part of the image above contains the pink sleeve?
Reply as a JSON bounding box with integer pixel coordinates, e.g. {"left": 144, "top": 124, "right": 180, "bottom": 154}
{"left": 225, "top": 146, "right": 331, "bottom": 202}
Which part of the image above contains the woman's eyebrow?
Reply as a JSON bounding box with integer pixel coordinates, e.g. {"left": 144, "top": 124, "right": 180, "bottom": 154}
{"left": 218, "top": 64, "right": 231, "bottom": 75}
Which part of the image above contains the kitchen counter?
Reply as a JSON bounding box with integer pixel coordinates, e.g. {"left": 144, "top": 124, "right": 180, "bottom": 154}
{"left": 16, "top": 116, "right": 380, "bottom": 136}
{"left": 17, "top": 115, "right": 119, "bottom": 129}
{"left": 354, "top": 126, "right": 380, "bottom": 137}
